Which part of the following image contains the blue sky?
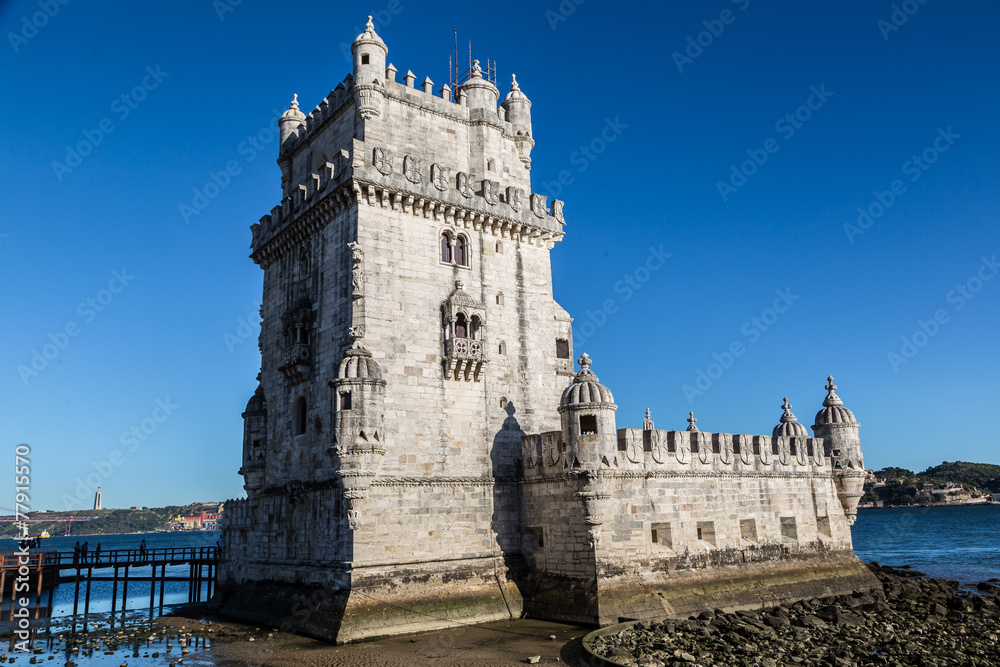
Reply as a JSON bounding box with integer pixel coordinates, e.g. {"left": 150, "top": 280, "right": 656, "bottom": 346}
{"left": 1, "top": 0, "right": 998, "bottom": 511}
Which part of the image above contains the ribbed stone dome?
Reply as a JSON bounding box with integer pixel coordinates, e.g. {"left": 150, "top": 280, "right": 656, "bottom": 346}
{"left": 814, "top": 377, "right": 858, "bottom": 426}
{"left": 773, "top": 397, "right": 808, "bottom": 437}
{"left": 503, "top": 75, "right": 529, "bottom": 104}
{"left": 560, "top": 354, "right": 614, "bottom": 407}
{"left": 244, "top": 385, "right": 267, "bottom": 415}
{"left": 354, "top": 16, "right": 386, "bottom": 47}
{"left": 338, "top": 344, "right": 382, "bottom": 380}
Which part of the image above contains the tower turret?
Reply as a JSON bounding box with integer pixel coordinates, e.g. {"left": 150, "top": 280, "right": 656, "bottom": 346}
{"left": 502, "top": 74, "right": 534, "bottom": 168}
{"left": 773, "top": 397, "right": 808, "bottom": 437}
{"left": 278, "top": 94, "right": 306, "bottom": 145}
{"left": 329, "top": 342, "right": 386, "bottom": 529}
{"left": 351, "top": 16, "right": 388, "bottom": 119}
{"left": 559, "top": 354, "right": 617, "bottom": 469}
{"left": 457, "top": 60, "right": 499, "bottom": 112}
{"left": 240, "top": 384, "right": 268, "bottom": 492}
{"left": 812, "top": 376, "right": 867, "bottom": 524}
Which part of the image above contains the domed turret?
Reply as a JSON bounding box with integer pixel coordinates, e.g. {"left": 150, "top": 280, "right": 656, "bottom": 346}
{"left": 351, "top": 16, "right": 388, "bottom": 119}
{"left": 240, "top": 384, "right": 268, "bottom": 492}
{"left": 457, "top": 60, "right": 499, "bottom": 113}
{"left": 279, "top": 94, "right": 306, "bottom": 145}
{"left": 559, "top": 354, "right": 617, "bottom": 468}
{"left": 812, "top": 376, "right": 867, "bottom": 525}
{"left": 330, "top": 342, "right": 387, "bottom": 530}
{"left": 773, "top": 397, "right": 808, "bottom": 437}
{"left": 502, "top": 74, "right": 533, "bottom": 168}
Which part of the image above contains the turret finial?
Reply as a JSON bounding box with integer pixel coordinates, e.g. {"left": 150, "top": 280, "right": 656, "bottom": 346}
{"left": 643, "top": 408, "right": 654, "bottom": 431}
{"left": 511, "top": 73, "right": 520, "bottom": 90}
{"left": 780, "top": 397, "right": 799, "bottom": 423}
{"left": 290, "top": 94, "right": 299, "bottom": 110}
{"left": 823, "top": 376, "right": 844, "bottom": 407}
{"left": 577, "top": 352, "right": 591, "bottom": 369}
{"left": 687, "top": 411, "right": 699, "bottom": 432}
{"left": 471, "top": 59, "right": 482, "bottom": 78}
{"left": 366, "top": 15, "right": 374, "bottom": 29}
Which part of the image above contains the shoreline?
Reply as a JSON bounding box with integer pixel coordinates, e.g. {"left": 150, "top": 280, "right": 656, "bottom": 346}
{"left": 859, "top": 500, "right": 998, "bottom": 510}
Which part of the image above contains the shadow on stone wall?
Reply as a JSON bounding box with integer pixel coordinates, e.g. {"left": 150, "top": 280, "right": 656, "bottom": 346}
{"left": 491, "top": 402, "right": 530, "bottom": 605}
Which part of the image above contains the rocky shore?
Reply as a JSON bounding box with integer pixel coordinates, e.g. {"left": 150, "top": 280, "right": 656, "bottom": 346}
{"left": 589, "top": 563, "right": 1000, "bottom": 667}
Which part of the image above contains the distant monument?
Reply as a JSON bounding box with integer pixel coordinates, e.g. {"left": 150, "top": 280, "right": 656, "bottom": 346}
{"left": 93, "top": 487, "right": 102, "bottom": 510}
{"left": 218, "top": 17, "right": 878, "bottom": 643}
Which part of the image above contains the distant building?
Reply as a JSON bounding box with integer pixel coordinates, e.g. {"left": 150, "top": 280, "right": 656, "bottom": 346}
{"left": 992, "top": 493, "right": 1000, "bottom": 503}
{"left": 93, "top": 487, "right": 102, "bottom": 510}
{"left": 170, "top": 510, "right": 222, "bottom": 530}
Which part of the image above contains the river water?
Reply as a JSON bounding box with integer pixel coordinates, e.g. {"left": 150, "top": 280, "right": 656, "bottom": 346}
{"left": 2, "top": 506, "right": 998, "bottom": 664}
{"left": 851, "top": 504, "right": 1000, "bottom": 585}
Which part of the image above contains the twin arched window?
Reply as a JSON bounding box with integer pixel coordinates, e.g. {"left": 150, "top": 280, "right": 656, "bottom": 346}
{"left": 452, "top": 313, "right": 481, "bottom": 339}
{"left": 440, "top": 232, "right": 469, "bottom": 266}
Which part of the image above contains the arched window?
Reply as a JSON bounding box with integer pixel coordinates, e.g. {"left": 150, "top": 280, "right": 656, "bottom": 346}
{"left": 440, "top": 233, "right": 452, "bottom": 263}
{"left": 470, "top": 315, "right": 481, "bottom": 340}
{"left": 454, "top": 236, "right": 468, "bottom": 266}
{"left": 496, "top": 292, "right": 504, "bottom": 306}
{"left": 294, "top": 397, "right": 307, "bottom": 436}
{"left": 454, "top": 313, "right": 468, "bottom": 338}
{"left": 487, "top": 159, "right": 495, "bottom": 172}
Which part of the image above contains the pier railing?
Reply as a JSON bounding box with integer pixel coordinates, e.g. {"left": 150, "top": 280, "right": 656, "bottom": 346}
{"left": 1, "top": 546, "right": 219, "bottom": 619}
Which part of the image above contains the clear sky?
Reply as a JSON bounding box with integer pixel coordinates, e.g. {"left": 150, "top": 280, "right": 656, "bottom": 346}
{"left": 1, "top": 0, "right": 998, "bottom": 511}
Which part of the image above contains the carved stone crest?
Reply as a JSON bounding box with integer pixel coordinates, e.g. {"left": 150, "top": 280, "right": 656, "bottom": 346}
{"left": 456, "top": 171, "right": 475, "bottom": 198}
{"left": 373, "top": 147, "right": 393, "bottom": 176}
{"left": 431, "top": 163, "right": 450, "bottom": 191}
{"left": 403, "top": 155, "right": 422, "bottom": 184}
{"left": 507, "top": 186, "right": 523, "bottom": 212}
{"left": 482, "top": 179, "right": 500, "bottom": 206}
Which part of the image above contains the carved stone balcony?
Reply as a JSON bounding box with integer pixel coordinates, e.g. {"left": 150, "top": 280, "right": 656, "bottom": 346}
{"left": 444, "top": 337, "right": 486, "bottom": 381}
{"left": 279, "top": 343, "right": 312, "bottom": 384}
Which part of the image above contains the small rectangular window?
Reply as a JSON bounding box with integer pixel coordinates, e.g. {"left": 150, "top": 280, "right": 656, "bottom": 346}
{"left": 340, "top": 392, "right": 352, "bottom": 410}
{"left": 651, "top": 523, "right": 672, "bottom": 549}
{"left": 780, "top": 517, "right": 798, "bottom": 541}
{"left": 580, "top": 415, "right": 597, "bottom": 434}
{"left": 740, "top": 519, "right": 757, "bottom": 543}
{"left": 361, "top": 54, "right": 370, "bottom": 64}
{"left": 696, "top": 521, "right": 716, "bottom": 547}
{"left": 556, "top": 339, "right": 570, "bottom": 359}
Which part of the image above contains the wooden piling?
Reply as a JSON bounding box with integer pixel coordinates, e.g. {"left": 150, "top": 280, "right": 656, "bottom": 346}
{"left": 158, "top": 563, "right": 166, "bottom": 608}
{"left": 84, "top": 566, "right": 92, "bottom": 615}
{"left": 111, "top": 566, "right": 119, "bottom": 615}
{"left": 72, "top": 567, "right": 80, "bottom": 616}
{"left": 121, "top": 564, "right": 129, "bottom": 611}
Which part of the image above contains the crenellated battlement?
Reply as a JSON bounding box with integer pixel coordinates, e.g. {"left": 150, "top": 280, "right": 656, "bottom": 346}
{"left": 521, "top": 429, "right": 827, "bottom": 477}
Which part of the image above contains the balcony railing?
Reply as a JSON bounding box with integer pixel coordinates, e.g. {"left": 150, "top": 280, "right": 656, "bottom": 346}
{"left": 445, "top": 337, "right": 486, "bottom": 361}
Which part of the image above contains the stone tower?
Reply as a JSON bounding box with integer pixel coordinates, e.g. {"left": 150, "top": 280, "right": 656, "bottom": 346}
{"left": 813, "top": 376, "right": 868, "bottom": 524}
{"left": 219, "top": 16, "right": 572, "bottom": 643}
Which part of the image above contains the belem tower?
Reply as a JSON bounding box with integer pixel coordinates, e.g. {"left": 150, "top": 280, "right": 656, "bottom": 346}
{"left": 218, "top": 17, "right": 878, "bottom": 642}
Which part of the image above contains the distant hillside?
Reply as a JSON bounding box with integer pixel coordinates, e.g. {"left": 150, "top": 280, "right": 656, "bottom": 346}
{"left": 1, "top": 503, "right": 218, "bottom": 537}
{"left": 863, "top": 461, "right": 1000, "bottom": 506}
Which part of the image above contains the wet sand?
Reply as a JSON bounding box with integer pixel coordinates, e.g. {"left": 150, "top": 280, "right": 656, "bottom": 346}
{"left": 163, "top": 612, "right": 589, "bottom": 667}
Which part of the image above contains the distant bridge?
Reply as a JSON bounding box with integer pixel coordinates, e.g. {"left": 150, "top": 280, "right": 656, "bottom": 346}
{"left": 0, "top": 508, "right": 95, "bottom": 536}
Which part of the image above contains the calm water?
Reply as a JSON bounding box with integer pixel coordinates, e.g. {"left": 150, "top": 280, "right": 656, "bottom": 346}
{"left": 1, "top": 509, "right": 997, "bottom": 665}
{"left": 852, "top": 504, "right": 1000, "bottom": 585}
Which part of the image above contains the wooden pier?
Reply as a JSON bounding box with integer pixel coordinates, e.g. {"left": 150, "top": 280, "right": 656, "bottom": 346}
{"left": 0, "top": 546, "right": 218, "bottom": 618}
